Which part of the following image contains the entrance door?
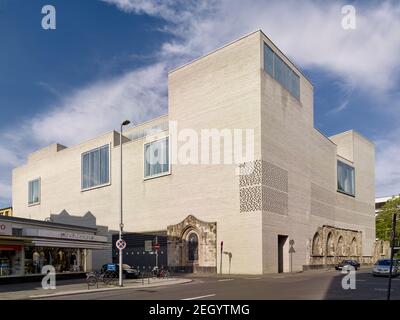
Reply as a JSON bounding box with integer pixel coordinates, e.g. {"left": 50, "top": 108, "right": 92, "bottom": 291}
{"left": 278, "top": 235, "right": 288, "bottom": 273}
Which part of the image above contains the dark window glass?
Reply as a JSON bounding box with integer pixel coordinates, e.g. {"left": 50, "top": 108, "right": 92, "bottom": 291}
{"left": 82, "top": 145, "right": 110, "bottom": 189}
{"left": 144, "top": 137, "right": 170, "bottom": 178}
{"left": 188, "top": 233, "right": 199, "bottom": 262}
{"left": 263, "top": 43, "right": 300, "bottom": 100}
{"left": 337, "top": 160, "right": 355, "bottom": 196}
{"left": 28, "top": 179, "right": 40, "bottom": 204}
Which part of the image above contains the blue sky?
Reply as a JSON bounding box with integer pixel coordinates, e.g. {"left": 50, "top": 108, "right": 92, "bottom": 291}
{"left": 0, "top": 0, "right": 400, "bottom": 208}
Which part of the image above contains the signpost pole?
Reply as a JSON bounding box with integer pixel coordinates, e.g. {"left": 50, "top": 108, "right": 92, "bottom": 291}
{"left": 155, "top": 236, "right": 159, "bottom": 270}
{"left": 220, "top": 241, "right": 223, "bottom": 275}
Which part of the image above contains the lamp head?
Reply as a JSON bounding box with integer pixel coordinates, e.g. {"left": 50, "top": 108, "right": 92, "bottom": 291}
{"left": 122, "top": 120, "right": 131, "bottom": 126}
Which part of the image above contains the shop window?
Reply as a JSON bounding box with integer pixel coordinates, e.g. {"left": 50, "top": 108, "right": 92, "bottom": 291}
{"left": 0, "top": 246, "right": 23, "bottom": 277}
{"left": 24, "top": 247, "right": 85, "bottom": 275}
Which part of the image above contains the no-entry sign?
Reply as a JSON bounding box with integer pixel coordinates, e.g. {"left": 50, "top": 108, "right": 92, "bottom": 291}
{"left": 116, "top": 239, "right": 127, "bottom": 250}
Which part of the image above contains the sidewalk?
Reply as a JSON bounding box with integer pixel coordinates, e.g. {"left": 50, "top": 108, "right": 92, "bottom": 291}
{"left": 0, "top": 277, "right": 193, "bottom": 300}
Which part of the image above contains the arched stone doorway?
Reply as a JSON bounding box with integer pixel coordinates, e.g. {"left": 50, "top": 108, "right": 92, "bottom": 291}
{"left": 167, "top": 215, "right": 217, "bottom": 273}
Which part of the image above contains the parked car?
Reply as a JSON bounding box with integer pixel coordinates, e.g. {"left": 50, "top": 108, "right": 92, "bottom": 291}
{"left": 101, "top": 264, "right": 141, "bottom": 279}
{"left": 335, "top": 260, "right": 360, "bottom": 271}
{"left": 372, "top": 259, "right": 399, "bottom": 277}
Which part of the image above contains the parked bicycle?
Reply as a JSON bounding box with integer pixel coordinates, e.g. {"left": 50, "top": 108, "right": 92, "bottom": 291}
{"left": 86, "top": 270, "right": 118, "bottom": 288}
{"left": 152, "top": 266, "right": 171, "bottom": 279}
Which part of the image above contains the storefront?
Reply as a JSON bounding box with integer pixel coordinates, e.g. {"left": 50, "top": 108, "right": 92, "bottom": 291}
{"left": 0, "top": 216, "right": 111, "bottom": 279}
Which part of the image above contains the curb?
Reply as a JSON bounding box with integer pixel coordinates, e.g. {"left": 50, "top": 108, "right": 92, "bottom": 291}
{"left": 28, "top": 278, "right": 193, "bottom": 300}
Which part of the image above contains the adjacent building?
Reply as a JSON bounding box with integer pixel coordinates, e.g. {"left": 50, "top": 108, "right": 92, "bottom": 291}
{"left": 12, "top": 30, "right": 377, "bottom": 274}
{"left": 0, "top": 207, "right": 12, "bottom": 217}
{"left": 0, "top": 214, "right": 110, "bottom": 279}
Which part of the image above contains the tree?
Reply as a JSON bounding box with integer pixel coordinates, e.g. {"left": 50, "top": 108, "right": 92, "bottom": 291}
{"left": 376, "top": 197, "right": 400, "bottom": 242}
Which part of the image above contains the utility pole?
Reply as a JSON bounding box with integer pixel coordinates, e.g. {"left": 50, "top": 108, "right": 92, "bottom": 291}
{"left": 119, "top": 120, "right": 130, "bottom": 287}
{"left": 155, "top": 236, "right": 159, "bottom": 270}
{"left": 220, "top": 241, "right": 223, "bottom": 275}
{"left": 387, "top": 212, "right": 397, "bottom": 300}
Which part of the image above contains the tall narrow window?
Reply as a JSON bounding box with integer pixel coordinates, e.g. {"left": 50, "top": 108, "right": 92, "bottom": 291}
{"left": 144, "top": 137, "right": 170, "bottom": 178}
{"left": 337, "top": 160, "right": 355, "bottom": 196}
{"left": 82, "top": 145, "right": 110, "bottom": 190}
{"left": 188, "top": 233, "right": 199, "bottom": 262}
{"left": 28, "top": 179, "right": 40, "bottom": 205}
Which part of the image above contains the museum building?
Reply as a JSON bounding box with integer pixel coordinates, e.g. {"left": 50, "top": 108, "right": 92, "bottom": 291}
{"left": 12, "top": 30, "right": 380, "bottom": 274}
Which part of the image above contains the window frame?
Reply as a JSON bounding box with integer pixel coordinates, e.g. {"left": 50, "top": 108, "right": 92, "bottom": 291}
{"left": 337, "top": 160, "right": 356, "bottom": 197}
{"left": 143, "top": 136, "right": 171, "bottom": 181}
{"left": 28, "top": 178, "right": 41, "bottom": 206}
{"left": 263, "top": 42, "right": 300, "bottom": 101}
{"left": 81, "top": 143, "right": 111, "bottom": 192}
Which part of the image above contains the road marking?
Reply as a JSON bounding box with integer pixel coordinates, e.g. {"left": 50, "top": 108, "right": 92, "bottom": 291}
{"left": 244, "top": 277, "right": 262, "bottom": 280}
{"left": 374, "top": 288, "right": 394, "bottom": 291}
{"left": 182, "top": 294, "right": 216, "bottom": 301}
{"left": 218, "top": 279, "right": 234, "bottom": 282}
{"left": 356, "top": 279, "right": 366, "bottom": 282}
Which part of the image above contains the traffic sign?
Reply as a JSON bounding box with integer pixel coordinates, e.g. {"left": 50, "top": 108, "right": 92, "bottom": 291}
{"left": 153, "top": 243, "right": 161, "bottom": 251}
{"left": 116, "top": 239, "right": 127, "bottom": 250}
{"left": 145, "top": 240, "right": 153, "bottom": 252}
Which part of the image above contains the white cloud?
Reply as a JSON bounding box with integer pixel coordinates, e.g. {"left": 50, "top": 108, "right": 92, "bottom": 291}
{"left": 104, "top": 0, "right": 400, "bottom": 93}
{"left": 29, "top": 63, "right": 167, "bottom": 146}
{"left": 102, "top": 0, "right": 400, "bottom": 197}
{"left": 375, "top": 129, "right": 400, "bottom": 197}
{"left": 0, "top": 63, "right": 167, "bottom": 206}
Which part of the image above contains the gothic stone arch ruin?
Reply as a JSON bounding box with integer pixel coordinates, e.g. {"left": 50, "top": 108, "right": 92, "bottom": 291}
{"left": 167, "top": 215, "right": 217, "bottom": 273}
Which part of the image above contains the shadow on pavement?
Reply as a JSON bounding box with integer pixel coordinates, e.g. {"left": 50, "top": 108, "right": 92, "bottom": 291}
{"left": 323, "top": 268, "right": 399, "bottom": 300}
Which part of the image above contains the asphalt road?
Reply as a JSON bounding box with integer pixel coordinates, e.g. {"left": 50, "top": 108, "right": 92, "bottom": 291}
{"left": 39, "top": 267, "right": 400, "bottom": 300}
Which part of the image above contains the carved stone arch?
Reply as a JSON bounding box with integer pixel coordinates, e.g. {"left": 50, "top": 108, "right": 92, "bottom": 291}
{"left": 337, "top": 236, "right": 344, "bottom": 256}
{"left": 167, "top": 215, "right": 217, "bottom": 273}
{"left": 312, "top": 232, "right": 322, "bottom": 256}
{"left": 181, "top": 226, "right": 200, "bottom": 264}
{"left": 350, "top": 237, "right": 358, "bottom": 256}
{"left": 326, "top": 232, "right": 334, "bottom": 256}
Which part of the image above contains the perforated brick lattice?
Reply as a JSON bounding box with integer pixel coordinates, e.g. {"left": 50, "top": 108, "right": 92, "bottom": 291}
{"left": 240, "top": 160, "right": 288, "bottom": 214}
{"left": 240, "top": 186, "right": 262, "bottom": 212}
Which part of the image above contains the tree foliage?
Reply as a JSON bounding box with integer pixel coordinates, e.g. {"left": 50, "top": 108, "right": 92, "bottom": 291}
{"left": 376, "top": 197, "right": 400, "bottom": 241}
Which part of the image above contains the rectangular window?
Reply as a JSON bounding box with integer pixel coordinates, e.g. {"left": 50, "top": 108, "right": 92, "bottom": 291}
{"left": 337, "top": 160, "right": 355, "bottom": 196}
{"left": 263, "top": 43, "right": 300, "bottom": 100}
{"left": 82, "top": 145, "right": 110, "bottom": 190}
{"left": 144, "top": 137, "right": 170, "bottom": 179}
{"left": 28, "top": 179, "right": 40, "bottom": 205}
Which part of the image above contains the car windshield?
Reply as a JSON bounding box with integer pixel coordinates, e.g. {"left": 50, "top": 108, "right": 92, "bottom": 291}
{"left": 377, "top": 260, "right": 391, "bottom": 266}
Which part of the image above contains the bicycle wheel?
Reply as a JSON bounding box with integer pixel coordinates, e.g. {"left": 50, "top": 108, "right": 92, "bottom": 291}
{"left": 107, "top": 271, "right": 119, "bottom": 285}
{"left": 87, "top": 275, "right": 97, "bottom": 287}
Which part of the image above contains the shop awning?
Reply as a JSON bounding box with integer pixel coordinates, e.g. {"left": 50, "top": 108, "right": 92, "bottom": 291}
{"left": 30, "top": 239, "right": 111, "bottom": 250}
{"left": 0, "top": 245, "right": 22, "bottom": 251}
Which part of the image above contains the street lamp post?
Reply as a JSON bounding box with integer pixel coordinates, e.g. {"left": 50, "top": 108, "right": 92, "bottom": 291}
{"left": 119, "top": 120, "right": 130, "bottom": 287}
